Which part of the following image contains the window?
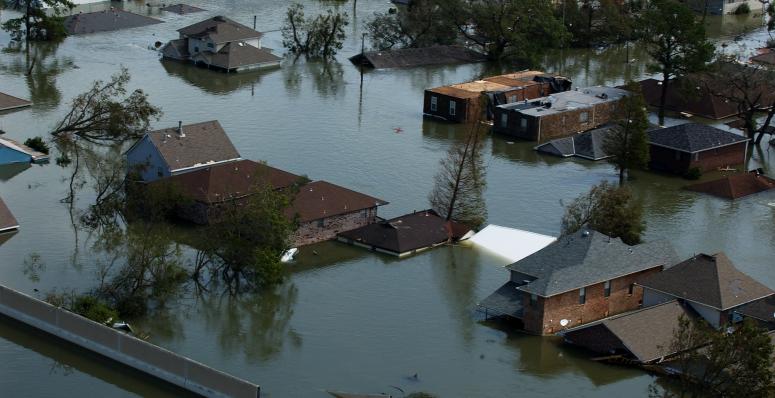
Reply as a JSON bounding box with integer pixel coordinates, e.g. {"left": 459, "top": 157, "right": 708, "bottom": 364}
{"left": 430, "top": 96, "right": 438, "bottom": 112}
{"left": 530, "top": 294, "right": 537, "bottom": 307}
{"left": 501, "top": 114, "right": 508, "bottom": 128}
{"left": 449, "top": 100, "right": 457, "bottom": 116}
{"left": 579, "top": 287, "right": 586, "bottom": 304}
{"left": 510, "top": 95, "right": 517, "bottom": 103}
{"left": 207, "top": 42, "right": 214, "bottom": 49}
{"left": 317, "top": 219, "right": 325, "bottom": 228}
{"left": 520, "top": 118, "right": 528, "bottom": 131}
{"left": 579, "top": 112, "right": 589, "bottom": 123}
{"left": 628, "top": 283, "right": 634, "bottom": 295}
{"left": 362, "top": 209, "right": 368, "bottom": 218}
{"left": 604, "top": 281, "right": 611, "bottom": 297}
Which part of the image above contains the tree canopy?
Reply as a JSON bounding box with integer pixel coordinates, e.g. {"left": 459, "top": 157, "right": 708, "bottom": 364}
{"left": 603, "top": 82, "right": 650, "bottom": 185}
{"left": 366, "top": 0, "right": 456, "bottom": 50}
{"left": 282, "top": 3, "right": 348, "bottom": 59}
{"left": 562, "top": 181, "right": 645, "bottom": 245}
{"left": 2, "top": 0, "right": 73, "bottom": 43}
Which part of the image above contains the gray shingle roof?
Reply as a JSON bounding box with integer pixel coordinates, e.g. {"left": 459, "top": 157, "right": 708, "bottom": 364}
{"left": 639, "top": 253, "right": 774, "bottom": 310}
{"left": 160, "top": 3, "right": 205, "bottom": 15}
{"left": 507, "top": 229, "right": 678, "bottom": 297}
{"left": 479, "top": 281, "right": 524, "bottom": 318}
{"left": 647, "top": 123, "right": 749, "bottom": 153}
{"left": 349, "top": 45, "right": 487, "bottom": 69}
{"left": 145, "top": 120, "right": 241, "bottom": 172}
{"left": 535, "top": 125, "right": 614, "bottom": 160}
{"left": 178, "top": 16, "right": 262, "bottom": 44}
{"left": 63, "top": 10, "right": 163, "bottom": 35}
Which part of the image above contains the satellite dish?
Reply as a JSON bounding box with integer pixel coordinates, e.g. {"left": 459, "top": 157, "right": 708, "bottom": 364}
{"left": 560, "top": 319, "right": 569, "bottom": 327}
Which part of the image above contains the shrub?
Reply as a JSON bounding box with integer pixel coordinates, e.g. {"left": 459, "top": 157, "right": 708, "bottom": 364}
{"left": 733, "top": 3, "right": 750, "bottom": 14}
{"left": 24, "top": 136, "right": 50, "bottom": 154}
{"left": 71, "top": 295, "right": 118, "bottom": 324}
{"left": 684, "top": 167, "right": 702, "bottom": 180}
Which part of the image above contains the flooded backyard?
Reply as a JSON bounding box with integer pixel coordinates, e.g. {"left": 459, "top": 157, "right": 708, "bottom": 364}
{"left": 0, "top": 1, "right": 774, "bottom": 397}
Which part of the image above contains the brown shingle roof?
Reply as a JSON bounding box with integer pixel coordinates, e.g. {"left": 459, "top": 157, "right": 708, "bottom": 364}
{"left": 751, "top": 49, "right": 775, "bottom": 66}
{"left": 686, "top": 171, "right": 775, "bottom": 199}
{"left": 145, "top": 120, "right": 241, "bottom": 172}
{"left": 639, "top": 253, "right": 774, "bottom": 310}
{"left": 0, "top": 91, "right": 32, "bottom": 112}
{"left": 207, "top": 42, "right": 281, "bottom": 70}
{"left": 426, "top": 85, "right": 482, "bottom": 99}
{"left": 178, "top": 16, "right": 262, "bottom": 44}
{"left": 639, "top": 78, "right": 737, "bottom": 119}
{"left": 349, "top": 45, "right": 487, "bottom": 69}
{"left": 0, "top": 196, "right": 19, "bottom": 232}
{"left": 152, "top": 159, "right": 301, "bottom": 204}
{"left": 289, "top": 181, "right": 387, "bottom": 223}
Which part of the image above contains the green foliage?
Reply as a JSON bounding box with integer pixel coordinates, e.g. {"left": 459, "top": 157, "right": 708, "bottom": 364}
{"left": 282, "top": 3, "right": 349, "bottom": 58}
{"left": 1, "top": 0, "right": 73, "bottom": 42}
{"left": 71, "top": 295, "right": 119, "bottom": 324}
{"left": 366, "top": 0, "right": 457, "bottom": 50}
{"left": 683, "top": 167, "right": 702, "bottom": 180}
{"left": 559, "top": 0, "right": 637, "bottom": 47}
{"left": 406, "top": 393, "right": 439, "bottom": 398}
{"left": 562, "top": 181, "right": 645, "bottom": 245}
{"left": 733, "top": 2, "right": 750, "bottom": 14}
{"left": 23, "top": 136, "right": 49, "bottom": 154}
{"left": 603, "top": 82, "right": 650, "bottom": 185}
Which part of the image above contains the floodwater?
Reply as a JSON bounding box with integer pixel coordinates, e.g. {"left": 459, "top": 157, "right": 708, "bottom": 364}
{"left": 0, "top": 1, "right": 774, "bottom": 397}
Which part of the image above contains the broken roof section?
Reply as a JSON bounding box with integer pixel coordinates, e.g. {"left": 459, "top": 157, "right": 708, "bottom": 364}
{"left": 563, "top": 300, "right": 696, "bottom": 363}
{"left": 337, "top": 210, "right": 471, "bottom": 257}
{"left": 427, "top": 70, "right": 569, "bottom": 98}
{"left": 160, "top": 3, "right": 205, "bottom": 15}
{"left": 534, "top": 124, "right": 615, "bottom": 161}
{"left": 468, "top": 225, "right": 556, "bottom": 264}
{"left": 0, "top": 196, "right": 19, "bottom": 233}
{"left": 686, "top": 171, "right": 775, "bottom": 199}
{"left": 144, "top": 120, "right": 242, "bottom": 173}
{"left": 288, "top": 181, "right": 388, "bottom": 223}
{"left": 64, "top": 9, "right": 163, "bottom": 35}
{"left": 349, "top": 45, "right": 487, "bottom": 69}
{"left": 639, "top": 253, "right": 774, "bottom": 311}
{"left": 178, "top": 16, "right": 262, "bottom": 44}
{"left": 0, "top": 91, "right": 32, "bottom": 112}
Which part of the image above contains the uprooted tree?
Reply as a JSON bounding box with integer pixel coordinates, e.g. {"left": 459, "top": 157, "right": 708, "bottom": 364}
{"left": 281, "top": 3, "right": 348, "bottom": 59}
{"left": 561, "top": 181, "right": 645, "bottom": 245}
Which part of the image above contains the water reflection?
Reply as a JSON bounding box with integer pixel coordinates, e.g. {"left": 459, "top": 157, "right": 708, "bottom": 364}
{"left": 430, "top": 246, "right": 482, "bottom": 347}
{"left": 283, "top": 59, "right": 346, "bottom": 99}
{"left": 161, "top": 59, "right": 278, "bottom": 96}
{"left": 0, "top": 163, "right": 32, "bottom": 182}
{"left": 0, "top": 42, "right": 75, "bottom": 110}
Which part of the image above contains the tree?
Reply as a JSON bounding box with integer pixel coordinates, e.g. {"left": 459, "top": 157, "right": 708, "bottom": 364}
{"left": 366, "top": 0, "right": 456, "bottom": 50}
{"left": 282, "top": 3, "right": 348, "bottom": 59}
{"left": 447, "top": 0, "right": 567, "bottom": 63}
{"left": 50, "top": 67, "right": 162, "bottom": 144}
{"left": 428, "top": 118, "right": 488, "bottom": 228}
{"left": 561, "top": 181, "right": 644, "bottom": 245}
{"left": 2, "top": 0, "right": 73, "bottom": 44}
{"left": 638, "top": 0, "right": 714, "bottom": 125}
{"left": 603, "top": 82, "right": 650, "bottom": 185}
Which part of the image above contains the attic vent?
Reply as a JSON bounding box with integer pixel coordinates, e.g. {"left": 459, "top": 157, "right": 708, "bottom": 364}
{"left": 214, "top": 16, "right": 226, "bottom": 22}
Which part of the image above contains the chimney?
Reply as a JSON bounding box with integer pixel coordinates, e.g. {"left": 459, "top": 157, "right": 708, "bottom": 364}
{"left": 177, "top": 121, "right": 185, "bottom": 138}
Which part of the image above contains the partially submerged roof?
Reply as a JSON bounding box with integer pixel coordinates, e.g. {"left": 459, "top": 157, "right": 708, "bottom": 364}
{"left": 152, "top": 159, "right": 301, "bottom": 204}
{"left": 160, "top": 3, "right": 205, "bottom": 14}
{"left": 202, "top": 42, "right": 281, "bottom": 70}
{"left": 349, "top": 45, "right": 486, "bottom": 69}
{"left": 639, "top": 253, "right": 774, "bottom": 311}
{"left": 178, "top": 16, "right": 262, "bottom": 44}
{"left": 289, "top": 181, "right": 388, "bottom": 223}
{"left": 564, "top": 300, "right": 695, "bottom": 363}
{"left": 735, "top": 295, "right": 775, "bottom": 324}
{"left": 0, "top": 136, "right": 50, "bottom": 163}
{"left": 507, "top": 229, "right": 678, "bottom": 297}
{"left": 0, "top": 196, "right": 19, "bottom": 233}
{"left": 468, "top": 224, "right": 556, "bottom": 264}
{"left": 64, "top": 10, "right": 163, "bottom": 35}
{"left": 647, "top": 123, "right": 749, "bottom": 153}
{"left": 0, "top": 91, "right": 32, "bottom": 112}
{"left": 479, "top": 281, "right": 524, "bottom": 318}
{"left": 337, "top": 210, "right": 471, "bottom": 255}
{"left": 535, "top": 125, "right": 615, "bottom": 161}
{"left": 751, "top": 49, "right": 775, "bottom": 66}
{"left": 639, "top": 78, "right": 737, "bottom": 119}
{"left": 501, "top": 86, "right": 629, "bottom": 117}
{"left": 140, "top": 120, "right": 241, "bottom": 172}
{"left": 427, "top": 70, "right": 565, "bottom": 99}
{"left": 686, "top": 171, "right": 775, "bottom": 199}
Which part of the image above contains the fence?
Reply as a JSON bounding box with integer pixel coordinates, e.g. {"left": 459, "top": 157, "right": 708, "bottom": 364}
{"left": 0, "top": 285, "right": 260, "bottom": 398}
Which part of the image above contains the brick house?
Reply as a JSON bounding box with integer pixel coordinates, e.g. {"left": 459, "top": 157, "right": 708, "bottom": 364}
{"left": 423, "top": 71, "right": 571, "bottom": 123}
{"left": 492, "top": 86, "right": 629, "bottom": 143}
{"left": 647, "top": 123, "right": 749, "bottom": 174}
{"left": 479, "top": 229, "right": 678, "bottom": 335}
{"left": 638, "top": 252, "right": 774, "bottom": 329}
{"left": 287, "top": 181, "right": 388, "bottom": 247}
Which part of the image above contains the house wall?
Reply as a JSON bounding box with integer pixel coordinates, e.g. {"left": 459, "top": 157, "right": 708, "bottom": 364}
{"left": 642, "top": 288, "right": 675, "bottom": 307}
{"left": 291, "top": 207, "right": 379, "bottom": 247}
{"left": 0, "top": 146, "right": 32, "bottom": 165}
{"left": 492, "top": 108, "right": 539, "bottom": 140}
{"left": 187, "top": 37, "right": 219, "bottom": 55}
{"left": 423, "top": 91, "right": 474, "bottom": 123}
{"left": 126, "top": 136, "right": 170, "bottom": 182}
{"left": 648, "top": 145, "right": 692, "bottom": 174}
{"left": 523, "top": 267, "right": 661, "bottom": 335}
{"left": 643, "top": 288, "right": 727, "bottom": 329}
{"left": 690, "top": 142, "right": 747, "bottom": 172}
{"left": 687, "top": 302, "right": 723, "bottom": 328}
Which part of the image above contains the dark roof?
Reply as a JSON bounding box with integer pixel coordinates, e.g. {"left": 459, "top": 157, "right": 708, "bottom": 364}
{"left": 639, "top": 253, "right": 774, "bottom": 311}
{"left": 564, "top": 300, "right": 696, "bottom": 363}
{"left": 152, "top": 159, "right": 301, "bottom": 204}
{"left": 349, "top": 45, "right": 487, "bottom": 69}
{"left": 162, "top": 38, "right": 190, "bottom": 60}
{"left": 160, "top": 3, "right": 206, "bottom": 14}
{"left": 63, "top": 10, "right": 163, "bottom": 35}
{"left": 337, "top": 210, "right": 471, "bottom": 255}
{"left": 141, "top": 120, "right": 241, "bottom": 172}
{"left": 506, "top": 229, "right": 678, "bottom": 297}
{"left": 0, "top": 196, "right": 19, "bottom": 232}
{"left": 535, "top": 125, "right": 614, "bottom": 160}
{"left": 751, "top": 49, "right": 775, "bottom": 66}
{"left": 479, "top": 281, "right": 524, "bottom": 318}
{"left": 289, "top": 181, "right": 388, "bottom": 223}
{"left": 205, "top": 42, "right": 281, "bottom": 70}
{"left": 736, "top": 295, "right": 775, "bottom": 324}
{"left": 686, "top": 171, "right": 775, "bottom": 199}
{"left": 647, "top": 123, "right": 749, "bottom": 153}
{"left": 178, "top": 16, "right": 262, "bottom": 44}
{"left": 0, "top": 91, "right": 32, "bottom": 112}
{"left": 638, "top": 78, "right": 737, "bottom": 119}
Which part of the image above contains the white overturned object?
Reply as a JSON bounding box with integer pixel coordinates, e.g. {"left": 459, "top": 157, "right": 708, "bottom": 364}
{"left": 281, "top": 248, "right": 298, "bottom": 263}
{"left": 468, "top": 224, "right": 556, "bottom": 264}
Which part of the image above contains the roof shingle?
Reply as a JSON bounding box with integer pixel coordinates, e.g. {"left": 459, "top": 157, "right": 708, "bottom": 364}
{"left": 0, "top": 196, "right": 19, "bottom": 232}
{"left": 178, "top": 16, "right": 262, "bottom": 44}
{"left": 647, "top": 123, "right": 749, "bottom": 153}
{"left": 289, "top": 181, "right": 387, "bottom": 223}
{"left": 144, "top": 120, "right": 241, "bottom": 172}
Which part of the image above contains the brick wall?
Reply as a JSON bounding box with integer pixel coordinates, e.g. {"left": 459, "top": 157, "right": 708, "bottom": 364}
{"left": 522, "top": 267, "right": 663, "bottom": 335}
{"left": 423, "top": 91, "right": 475, "bottom": 123}
{"left": 692, "top": 142, "right": 747, "bottom": 172}
{"left": 291, "top": 207, "right": 378, "bottom": 247}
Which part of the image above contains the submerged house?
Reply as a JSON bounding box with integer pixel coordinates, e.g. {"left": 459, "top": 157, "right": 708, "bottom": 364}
{"left": 126, "top": 120, "right": 242, "bottom": 182}
{"left": 647, "top": 123, "right": 749, "bottom": 174}
{"left": 0, "top": 196, "right": 19, "bottom": 233}
{"left": 423, "top": 71, "right": 571, "bottom": 123}
{"left": 162, "top": 16, "right": 281, "bottom": 72}
{"left": 686, "top": 170, "right": 775, "bottom": 199}
{"left": 479, "top": 228, "right": 678, "bottom": 335}
{"left": 337, "top": 209, "right": 471, "bottom": 257}
{"left": 349, "top": 46, "right": 487, "bottom": 69}
{"left": 0, "top": 91, "right": 32, "bottom": 112}
{"left": 638, "top": 253, "right": 774, "bottom": 329}
{"left": 492, "top": 86, "right": 629, "bottom": 143}
{"left": 0, "top": 136, "right": 49, "bottom": 165}
{"left": 534, "top": 124, "right": 615, "bottom": 160}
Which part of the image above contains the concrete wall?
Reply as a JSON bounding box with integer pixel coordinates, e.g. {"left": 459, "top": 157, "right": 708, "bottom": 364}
{"left": 0, "top": 285, "right": 260, "bottom": 398}
{"left": 291, "top": 207, "right": 378, "bottom": 246}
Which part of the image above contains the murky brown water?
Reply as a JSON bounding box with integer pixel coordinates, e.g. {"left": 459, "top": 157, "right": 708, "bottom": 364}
{"left": 0, "top": 1, "right": 773, "bottom": 396}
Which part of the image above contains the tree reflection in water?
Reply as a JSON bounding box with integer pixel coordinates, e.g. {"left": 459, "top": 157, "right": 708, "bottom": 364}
{"left": 1, "top": 41, "right": 75, "bottom": 110}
